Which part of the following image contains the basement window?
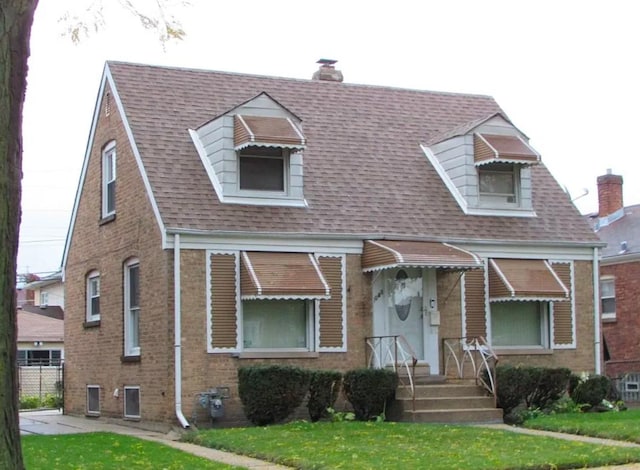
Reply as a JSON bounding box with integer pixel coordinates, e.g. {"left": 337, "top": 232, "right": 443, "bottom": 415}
{"left": 124, "top": 386, "right": 140, "bottom": 419}
{"left": 86, "top": 385, "right": 100, "bottom": 415}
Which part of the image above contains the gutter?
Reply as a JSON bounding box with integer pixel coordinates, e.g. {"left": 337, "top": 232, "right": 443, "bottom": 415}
{"left": 593, "top": 247, "right": 602, "bottom": 375}
{"left": 174, "top": 233, "right": 190, "bottom": 428}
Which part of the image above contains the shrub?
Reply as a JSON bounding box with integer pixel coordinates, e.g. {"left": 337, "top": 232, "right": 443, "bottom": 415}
{"left": 43, "top": 393, "right": 63, "bottom": 409}
{"left": 238, "top": 365, "right": 311, "bottom": 425}
{"left": 571, "top": 375, "right": 611, "bottom": 410}
{"left": 527, "top": 367, "right": 572, "bottom": 410}
{"left": 20, "top": 396, "right": 41, "bottom": 410}
{"left": 307, "top": 370, "right": 342, "bottom": 422}
{"left": 342, "top": 368, "right": 397, "bottom": 421}
{"left": 495, "top": 365, "right": 538, "bottom": 416}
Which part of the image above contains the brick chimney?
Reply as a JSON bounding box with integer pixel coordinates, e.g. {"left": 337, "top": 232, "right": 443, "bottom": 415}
{"left": 312, "top": 59, "right": 343, "bottom": 82}
{"left": 597, "top": 169, "right": 624, "bottom": 217}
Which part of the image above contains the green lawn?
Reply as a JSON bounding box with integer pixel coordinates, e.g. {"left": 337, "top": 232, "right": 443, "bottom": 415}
{"left": 22, "top": 432, "right": 238, "bottom": 470}
{"left": 524, "top": 407, "right": 640, "bottom": 443}
{"left": 184, "top": 420, "right": 640, "bottom": 469}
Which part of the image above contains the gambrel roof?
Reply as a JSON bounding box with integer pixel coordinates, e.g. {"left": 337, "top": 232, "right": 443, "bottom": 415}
{"left": 79, "top": 61, "right": 599, "bottom": 245}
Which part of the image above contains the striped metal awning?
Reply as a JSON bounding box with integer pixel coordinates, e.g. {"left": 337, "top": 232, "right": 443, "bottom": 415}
{"left": 362, "top": 240, "right": 482, "bottom": 272}
{"left": 240, "top": 252, "right": 330, "bottom": 300}
{"left": 234, "top": 115, "right": 306, "bottom": 150}
{"left": 474, "top": 133, "right": 540, "bottom": 166}
{"left": 488, "top": 258, "right": 569, "bottom": 302}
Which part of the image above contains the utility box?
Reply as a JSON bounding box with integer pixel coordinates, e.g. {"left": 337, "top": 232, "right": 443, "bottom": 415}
{"left": 197, "top": 387, "right": 230, "bottom": 420}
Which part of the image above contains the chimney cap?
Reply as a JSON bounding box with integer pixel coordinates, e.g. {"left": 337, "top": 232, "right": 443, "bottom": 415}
{"left": 317, "top": 58, "right": 338, "bottom": 66}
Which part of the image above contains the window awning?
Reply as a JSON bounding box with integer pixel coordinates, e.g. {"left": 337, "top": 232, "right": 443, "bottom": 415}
{"left": 488, "top": 259, "right": 569, "bottom": 302}
{"left": 240, "top": 252, "right": 330, "bottom": 300}
{"left": 362, "top": 240, "right": 482, "bottom": 272}
{"left": 234, "top": 115, "right": 306, "bottom": 150}
{"left": 474, "top": 133, "right": 540, "bottom": 166}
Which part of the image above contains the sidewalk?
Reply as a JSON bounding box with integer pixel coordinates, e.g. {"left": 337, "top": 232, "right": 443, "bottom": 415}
{"left": 20, "top": 410, "right": 289, "bottom": 469}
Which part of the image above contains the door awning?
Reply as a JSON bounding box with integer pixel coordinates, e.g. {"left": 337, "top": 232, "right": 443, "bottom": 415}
{"left": 240, "top": 252, "right": 330, "bottom": 300}
{"left": 489, "top": 259, "right": 569, "bottom": 302}
{"left": 234, "top": 115, "right": 306, "bottom": 150}
{"left": 474, "top": 133, "right": 540, "bottom": 166}
{"left": 362, "top": 240, "right": 482, "bottom": 272}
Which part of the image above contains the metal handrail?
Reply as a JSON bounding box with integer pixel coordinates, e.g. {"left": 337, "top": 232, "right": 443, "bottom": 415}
{"left": 365, "top": 335, "right": 418, "bottom": 408}
{"left": 443, "top": 336, "right": 499, "bottom": 405}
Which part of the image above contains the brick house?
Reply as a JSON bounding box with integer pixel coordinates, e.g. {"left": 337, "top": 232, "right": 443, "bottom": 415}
{"left": 589, "top": 170, "right": 640, "bottom": 378}
{"left": 62, "top": 60, "right": 602, "bottom": 428}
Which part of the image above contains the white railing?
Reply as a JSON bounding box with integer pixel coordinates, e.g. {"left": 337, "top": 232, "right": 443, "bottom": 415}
{"left": 365, "top": 335, "right": 418, "bottom": 404}
{"left": 443, "top": 336, "right": 498, "bottom": 405}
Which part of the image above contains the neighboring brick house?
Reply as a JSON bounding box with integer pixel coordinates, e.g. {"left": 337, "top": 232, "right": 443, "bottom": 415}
{"left": 62, "top": 60, "right": 602, "bottom": 428}
{"left": 589, "top": 170, "right": 640, "bottom": 378}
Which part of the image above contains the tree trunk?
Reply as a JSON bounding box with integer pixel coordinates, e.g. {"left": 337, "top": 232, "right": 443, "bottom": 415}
{"left": 0, "top": 1, "right": 38, "bottom": 469}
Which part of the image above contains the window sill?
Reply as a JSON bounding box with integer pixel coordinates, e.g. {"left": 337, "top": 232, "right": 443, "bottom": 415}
{"left": 494, "top": 348, "right": 553, "bottom": 356}
{"left": 83, "top": 320, "right": 101, "bottom": 329}
{"left": 235, "top": 351, "right": 319, "bottom": 359}
{"left": 85, "top": 412, "right": 100, "bottom": 418}
{"left": 99, "top": 213, "right": 116, "bottom": 225}
{"left": 602, "top": 316, "right": 617, "bottom": 323}
{"left": 121, "top": 355, "right": 141, "bottom": 363}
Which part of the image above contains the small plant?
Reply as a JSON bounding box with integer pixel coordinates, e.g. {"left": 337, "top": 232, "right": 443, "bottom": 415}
{"left": 326, "top": 407, "right": 355, "bottom": 422}
{"left": 20, "top": 395, "right": 42, "bottom": 410}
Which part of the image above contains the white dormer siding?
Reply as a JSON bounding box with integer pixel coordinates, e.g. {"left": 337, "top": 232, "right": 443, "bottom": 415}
{"left": 190, "top": 94, "right": 307, "bottom": 207}
{"left": 424, "top": 115, "right": 536, "bottom": 217}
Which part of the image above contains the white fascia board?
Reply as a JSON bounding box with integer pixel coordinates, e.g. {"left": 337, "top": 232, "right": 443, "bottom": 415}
{"left": 600, "top": 251, "right": 640, "bottom": 265}
{"left": 164, "top": 232, "right": 363, "bottom": 254}
{"left": 62, "top": 67, "right": 109, "bottom": 276}
{"left": 453, "top": 242, "right": 596, "bottom": 261}
{"left": 62, "top": 64, "right": 167, "bottom": 277}
{"left": 189, "top": 128, "right": 224, "bottom": 202}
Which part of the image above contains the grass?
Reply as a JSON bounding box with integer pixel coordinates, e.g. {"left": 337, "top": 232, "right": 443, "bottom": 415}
{"left": 184, "top": 420, "right": 640, "bottom": 469}
{"left": 22, "top": 432, "right": 238, "bottom": 469}
{"left": 524, "top": 407, "right": 640, "bottom": 443}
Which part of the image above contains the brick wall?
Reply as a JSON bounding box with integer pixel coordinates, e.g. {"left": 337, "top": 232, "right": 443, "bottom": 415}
{"left": 597, "top": 173, "right": 623, "bottom": 217}
{"left": 602, "top": 260, "right": 640, "bottom": 377}
{"left": 64, "top": 84, "right": 173, "bottom": 426}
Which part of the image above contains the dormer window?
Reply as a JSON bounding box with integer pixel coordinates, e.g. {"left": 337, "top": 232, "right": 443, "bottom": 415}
{"left": 239, "top": 146, "right": 286, "bottom": 192}
{"left": 479, "top": 163, "right": 519, "bottom": 205}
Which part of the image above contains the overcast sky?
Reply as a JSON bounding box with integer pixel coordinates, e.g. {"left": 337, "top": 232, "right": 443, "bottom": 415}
{"left": 18, "top": 0, "right": 640, "bottom": 276}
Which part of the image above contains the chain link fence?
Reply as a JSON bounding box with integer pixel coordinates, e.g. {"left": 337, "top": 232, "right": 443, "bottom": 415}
{"left": 17, "top": 361, "right": 64, "bottom": 410}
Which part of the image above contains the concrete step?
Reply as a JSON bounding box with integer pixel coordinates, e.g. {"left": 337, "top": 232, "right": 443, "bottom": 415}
{"left": 397, "top": 395, "right": 496, "bottom": 410}
{"left": 404, "top": 408, "right": 504, "bottom": 424}
{"left": 396, "top": 383, "right": 488, "bottom": 399}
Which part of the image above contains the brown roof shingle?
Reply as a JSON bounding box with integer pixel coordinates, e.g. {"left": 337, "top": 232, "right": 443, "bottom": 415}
{"left": 107, "top": 61, "right": 598, "bottom": 245}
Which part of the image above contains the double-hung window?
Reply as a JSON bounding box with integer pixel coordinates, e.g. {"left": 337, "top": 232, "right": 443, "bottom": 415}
{"left": 40, "top": 291, "right": 49, "bottom": 306}
{"left": 102, "top": 142, "right": 116, "bottom": 217}
{"left": 491, "top": 301, "right": 549, "bottom": 348}
{"left": 124, "top": 259, "right": 140, "bottom": 357}
{"left": 601, "top": 277, "right": 616, "bottom": 320}
{"left": 86, "top": 271, "right": 100, "bottom": 322}
{"left": 238, "top": 146, "right": 286, "bottom": 193}
{"left": 242, "top": 299, "right": 314, "bottom": 350}
{"left": 479, "top": 163, "right": 519, "bottom": 205}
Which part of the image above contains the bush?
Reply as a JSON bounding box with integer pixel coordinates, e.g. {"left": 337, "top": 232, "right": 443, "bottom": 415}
{"left": 238, "top": 365, "right": 311, "bottom": 425}
{"left": 20, "top": 396, "right": 41, "bottom": 410}
{"left": 342, "top": 368, "right": 397, "bottom": 421}
{"left": 571, "top": 375, "right": 611, "bottom": 410}
{"left": 307, "top": 370, "right": 342, "bottom": 422}
{"left": 527, "top": 367, "right": 572, "bottom": 410}
{"left": 495, "top": 366, "right": 538, "bottom": 416}
{"left": 43, "top": 393, "right": 63, "bottom": 409}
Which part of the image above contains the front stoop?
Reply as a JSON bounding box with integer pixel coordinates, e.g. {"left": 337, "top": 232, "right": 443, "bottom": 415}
{"left": 388, "top": 380, "right": 504, "bottom": 424}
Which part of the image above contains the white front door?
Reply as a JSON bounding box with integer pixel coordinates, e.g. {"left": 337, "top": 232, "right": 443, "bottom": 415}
{"left": 372, "top": 267, "right": 440, "bottom": 373}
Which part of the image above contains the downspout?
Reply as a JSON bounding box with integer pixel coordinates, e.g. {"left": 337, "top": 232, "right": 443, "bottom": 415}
{"left": 174, "top": 233, "right": 190, "bottom": 428}
{"left": 593, "top": 247, "right": 602, "bottom": 375}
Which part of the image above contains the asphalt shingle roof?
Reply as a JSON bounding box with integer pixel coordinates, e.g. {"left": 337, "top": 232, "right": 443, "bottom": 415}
{"left": 107, "top": 61, "right": 598, "bottom": 245}
{"left": 592, "top": 204, "right": 640, "bottom": 257}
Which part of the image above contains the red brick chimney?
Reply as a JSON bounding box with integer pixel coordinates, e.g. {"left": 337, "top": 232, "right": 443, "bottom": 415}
{"left": 597, "top": 169, "right": 623, "bottom": 217}
{"left": 312, "top": 59, "right": 343, "bottom": 82}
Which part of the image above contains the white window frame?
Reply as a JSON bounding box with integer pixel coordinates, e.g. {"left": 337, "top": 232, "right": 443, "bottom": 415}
{"left": 237, "top": 147, "right": 289, "bottom": 196}
{"left": 102, "top": 141, "right": 116, "bottom": 217}
{"left": 600, "top": 276, "right": 616, "bottom": 320}
{"left": 240, "top": 299, "right": 315, "bottom": 352}
{"left": 86, "top": 271, "right": 100, "bottom": 322}
{"left": 490, "top": 301, "right": 550, "bottom": 349}
{"left": 123, "top": 386, "right": 141, "bottom": 419}
{"left": 478, "top": 163, "right": 520, "bottom": 207}
{"left": 86, "top": 385, "right": 100, "bottom": 415}
{"left": 124, "top": 258, "right": 140, "bottom": 357}
{"left": 40, "top": 291, "right": 49, "bottom": 306}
